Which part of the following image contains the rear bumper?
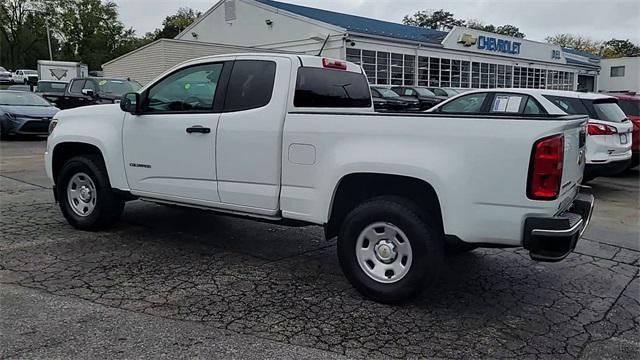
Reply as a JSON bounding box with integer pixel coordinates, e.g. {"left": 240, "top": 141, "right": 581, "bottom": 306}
{"left": 523, "top": 187, "right": 594, "bottom": 262}
{"left": 585, "top": 158, "right": 631, "bottom": 178}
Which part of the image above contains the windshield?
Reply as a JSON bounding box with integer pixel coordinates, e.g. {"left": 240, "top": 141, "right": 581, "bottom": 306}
{"left": 373, "top": 88, "right": 400, "bottom": 98}
{"left": 38, "top": 82, "right": 67, "bottom": 93}
{"left": 415, "top": 88, "right": 436, "bottom": 96}
{"left": 592, "top": 100, "right": 627, "bottom": 122}
{"left": 97, "top": 79, "right": 142, "bottom": 96}
{"left": 444, "top": 88, "right": 460, "bottom": 96}
{"left": 617, "top": 99, "right": 640, "bottom": 117}
{"left": 0, "top": 91, "right": 51, "bottom": 106}
{"left": 23, "top": 70, "right": 37, "bottom": 75}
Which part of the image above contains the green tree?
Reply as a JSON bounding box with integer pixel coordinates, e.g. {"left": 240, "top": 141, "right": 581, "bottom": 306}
{"left": 0, "top": 0, "right": 58, "bottom": 69}
{"left": 545, "top": 34, "right": 602, "bottom": 55}
{"left": 601, "top": 39, "right": 640, "bottom": 58}
{"left": 402, "top": 9, "right": 465, "bottom": 31}
{"left": 147, "top": 7, "right": 201, "bottom": 40}
{"left": 466, "top": 20, "right": 525, "bottom": 38}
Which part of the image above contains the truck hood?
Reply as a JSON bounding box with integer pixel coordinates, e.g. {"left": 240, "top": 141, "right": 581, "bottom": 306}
{"left": 0, "top": 105, "right": 59, "bottom": 118}
{"left": 56, "top": 103, "right": 121, "bottom": 119}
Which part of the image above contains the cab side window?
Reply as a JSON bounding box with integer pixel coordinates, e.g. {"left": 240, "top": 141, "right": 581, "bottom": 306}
{"left": 144, "top": 63, "right": 223, "bottom": 113}
{"left": 224, "top": 60, "right": 276, "bottom": 112}
{"left": 440, "top": 93, "right": 488, "bottom": 113}
{"left": 69, "top": 80, "right": 85, "bottom": 94}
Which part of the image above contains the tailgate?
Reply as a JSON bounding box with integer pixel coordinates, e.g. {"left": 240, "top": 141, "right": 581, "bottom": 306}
{"left": 558, "top": 118, "right": 588, "bottom": 204}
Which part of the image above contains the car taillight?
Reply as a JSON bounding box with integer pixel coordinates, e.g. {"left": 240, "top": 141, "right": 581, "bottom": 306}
{"left": 322, "top": 58, "right": 347, "bottom": 70}
{"left": 587, "top": 122, "right": 617, "bottom": 135}
{"left": 528, "top": 134, "right": 564, "bottom": 200}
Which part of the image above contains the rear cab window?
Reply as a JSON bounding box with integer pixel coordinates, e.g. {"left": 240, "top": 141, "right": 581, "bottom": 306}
{"left": 294, "top": 67, "right": 371, "bottom": 108}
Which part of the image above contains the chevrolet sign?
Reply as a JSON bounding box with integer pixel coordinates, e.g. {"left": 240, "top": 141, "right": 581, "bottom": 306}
{"left": 457, "top": 33, "right": 522, "bottom": 55}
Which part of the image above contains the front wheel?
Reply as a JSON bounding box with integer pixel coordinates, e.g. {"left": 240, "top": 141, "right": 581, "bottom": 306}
{"left": 337, "top": 196, "right": 443, "bottom": 303}
{"left": 56, "top": 155, "right": 124, "bottom": 230}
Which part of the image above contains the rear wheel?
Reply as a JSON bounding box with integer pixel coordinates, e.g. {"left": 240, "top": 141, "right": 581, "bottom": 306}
{"left": 337, "top": 196, "right": 443, "bottom": 303}
{"left": 56, "top": 155, "right": 124, "bottom": 230}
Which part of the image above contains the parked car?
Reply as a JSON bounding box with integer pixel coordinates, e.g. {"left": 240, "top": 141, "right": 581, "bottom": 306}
{"left": 0, "top": 91, "right": 59, "bottom": 138}
{"left": 370, "top": 86, "right": 420, "bottom": 111}
{"left": 45, "top": 77, "right": 142, "bottom": 110}
{"left": 371, "top": 94, "right": 387, "bottom": 111}
{"left": 608, "top": 94, "right": 640, "bottom": 168}
{"left": 0, "top": 66, "right": 12, "bottom": 83}
{"left": 7, "top": 85, "right": 33, "bottom": 91}
{"left": 390, "top": 86, "right": 443, "bottom": 109}
{"left": 37, "top": 80, "right": 68, "bottom": 104}
{"left": 426, "top": 87, "right": 460, "bottom": 98}
{"left": 12, "top": 69, "right": 38, "bottom": 84}
{"left": 46, "top": 54, "right": 593, "bottom": 303}
{"left": 428, "top": 89, "right": 633, "bottom": 181}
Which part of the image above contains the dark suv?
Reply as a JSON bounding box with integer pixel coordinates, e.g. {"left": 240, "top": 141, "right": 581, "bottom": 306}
{"left": 49, "top": 77, "right": 142, "bottom": 110}
{"left": 390, "top": 86, "right": 443, "bottom": 110}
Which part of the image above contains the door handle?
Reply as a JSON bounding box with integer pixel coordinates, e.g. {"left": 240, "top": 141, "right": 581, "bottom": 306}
{"left": 186, "top": 125, "right": 211, "bottom": 134}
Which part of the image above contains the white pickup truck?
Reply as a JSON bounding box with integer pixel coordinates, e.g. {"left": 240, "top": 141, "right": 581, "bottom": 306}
{"left": 46, "top": 54, "right": 594, "bottom": 303}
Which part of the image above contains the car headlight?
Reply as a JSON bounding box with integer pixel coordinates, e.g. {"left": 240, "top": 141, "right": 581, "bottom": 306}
{"left": 5, "top": 113, "right": 17, "bottom": 122}
{"left": 48, "top": 119, "right": 58, "bottom": 134}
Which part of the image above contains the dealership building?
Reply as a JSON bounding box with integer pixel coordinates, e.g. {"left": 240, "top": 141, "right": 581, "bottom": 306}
{"left": 104, "top": 0, "right": 601, "bottom": 91}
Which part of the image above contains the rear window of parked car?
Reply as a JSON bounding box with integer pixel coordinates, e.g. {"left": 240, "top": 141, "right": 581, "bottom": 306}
{"left": 294, "top": 68, "right": 371, "bottom": 108}
{"left": 617, "top": 99, "right": 640, "bottom": 116}
{"left": 544, "top": 95, "right": 627, "bottom": 123}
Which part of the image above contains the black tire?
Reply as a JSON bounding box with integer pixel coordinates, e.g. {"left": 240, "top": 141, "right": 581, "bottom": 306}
{"left": 337, "top": 196, "right": 443, "bottom": 304}
{"left": 56, "top": 155, "right": 124, "bottom": 230}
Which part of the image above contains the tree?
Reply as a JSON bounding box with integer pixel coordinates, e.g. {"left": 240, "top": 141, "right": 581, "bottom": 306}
{"left": 495, "top": 25, "right": 525, "bottom": 38}
{"left": 402, "top": 9, "right": 465, "bottom": 31}
{"left": 545, "top": 34, "right": 602, "bottom": 55}
{"left": 601, "top": 39, "right": 640, "bottom": 58}
{"left": 0, "top": 0, "right": 58, "bottom": 69}
{"left": 146, "top": 7, "right": 201, "bottom": 41}
{"left": 465, "top": 20, "right": 525, "bottom": 38}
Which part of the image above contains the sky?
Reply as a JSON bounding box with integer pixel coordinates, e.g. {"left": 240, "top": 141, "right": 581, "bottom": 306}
{"left": 112, "top": 0, "right": 640, "bottom": 43}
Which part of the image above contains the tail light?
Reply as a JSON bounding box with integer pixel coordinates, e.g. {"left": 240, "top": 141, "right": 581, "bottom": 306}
{"left": 322, "top": 58, "right": 347, "bottom": 70}
{"left": 528, "top": 134, "right": 564, "bottom": 200}
{"left": 587, "top": 122, "right": 617, "bottom": 135}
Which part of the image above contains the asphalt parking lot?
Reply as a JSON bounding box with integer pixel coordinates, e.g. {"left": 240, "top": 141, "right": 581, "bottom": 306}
{"left": 1, "top": 139, "right": 638, "bottom": 359}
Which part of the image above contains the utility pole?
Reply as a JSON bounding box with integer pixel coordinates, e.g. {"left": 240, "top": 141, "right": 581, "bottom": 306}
{"left": 45, "top": 17, "right": 53, "bottom": 60}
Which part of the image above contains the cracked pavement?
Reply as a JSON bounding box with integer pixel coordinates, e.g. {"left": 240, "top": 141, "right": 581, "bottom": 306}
{"left": 1, "top": 140, "right": 639, "bottom": 359}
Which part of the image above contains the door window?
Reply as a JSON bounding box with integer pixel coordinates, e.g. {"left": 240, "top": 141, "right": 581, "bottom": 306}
{"left": 144, "top": 63, "right": 223, "bottom": 112}
{"left": 224, "top": 60, "right": 276, "bottom": 112}
{"left": 490, "top": 94, "right": 526, "bottom": 113}
{"left": 69, "top": 80, "right": 85, "bottom": 94}
{"left": 439, "top": 93, "right": 488, "bottom": 113}
{"left": 403, "top": 89, "right": 414, "bottom": 96}
{"left": 84, "top": 80, "right": 97, "bottom": 92}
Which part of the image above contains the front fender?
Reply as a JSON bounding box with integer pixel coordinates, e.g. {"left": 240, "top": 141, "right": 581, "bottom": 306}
{"left": 46, "top": 104, "right": 128, "bottom": 190}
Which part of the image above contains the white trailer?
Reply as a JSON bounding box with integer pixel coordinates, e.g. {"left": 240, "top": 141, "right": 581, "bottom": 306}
{"left": 37, "top": 60, "right": 88, "bottom": 83}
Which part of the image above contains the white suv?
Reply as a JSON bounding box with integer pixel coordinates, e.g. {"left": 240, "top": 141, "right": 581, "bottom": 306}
{"left": 428, "top": 89, "right": 633, "bottom": 181}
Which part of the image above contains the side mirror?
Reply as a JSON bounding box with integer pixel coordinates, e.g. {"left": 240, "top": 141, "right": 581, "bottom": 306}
{"left": 120, "top": 92, "right": 141, "bottom": 115}
{"left": 81, "top": 88, "right": 95, "bottom": 97}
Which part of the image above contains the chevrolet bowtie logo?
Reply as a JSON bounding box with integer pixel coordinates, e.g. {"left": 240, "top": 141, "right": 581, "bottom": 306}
{"left": 457, "top": 33, "right": 477, "bottom": 47}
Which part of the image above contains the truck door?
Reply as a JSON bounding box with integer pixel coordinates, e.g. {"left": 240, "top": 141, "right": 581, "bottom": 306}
{"left": 123, "top": 61, "right": 230, "bottom": 203}
{"left": 216, "top": 57, "right": 291, "bottom": 211}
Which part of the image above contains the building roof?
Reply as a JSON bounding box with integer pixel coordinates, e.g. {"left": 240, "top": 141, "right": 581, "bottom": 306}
{"left": 562, "top": 48, "right": 600, "bottom": 60}
{"left": 565, "top": 57, "right": 599, "bottom": 68}
{"left": 254, "top": 0, "right": 447, "bottom": 45}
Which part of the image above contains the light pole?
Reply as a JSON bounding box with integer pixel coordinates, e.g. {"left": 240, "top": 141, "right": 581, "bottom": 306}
{"left": 45, "top": 17, "right": 52, "bottom": 60}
